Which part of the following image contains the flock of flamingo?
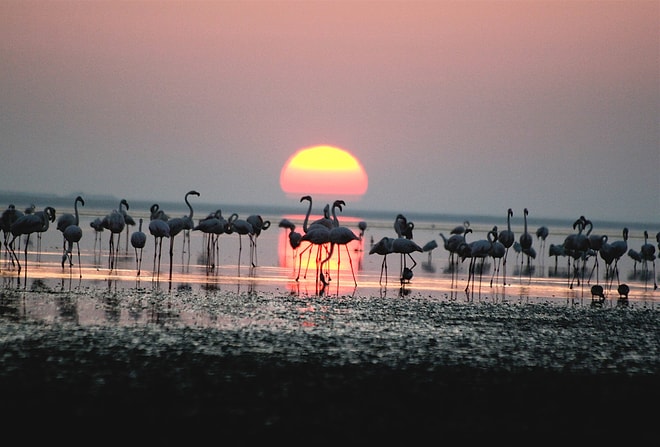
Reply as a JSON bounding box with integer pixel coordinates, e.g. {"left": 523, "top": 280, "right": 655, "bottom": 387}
{"left": 1, "top": 193, "right": 658, "bottom": 299}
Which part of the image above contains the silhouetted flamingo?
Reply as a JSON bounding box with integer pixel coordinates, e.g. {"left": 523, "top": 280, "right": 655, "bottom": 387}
{"left": 319, "top": 203, "right": 360, "bottom": 287}
{"left": 640, "top": 230, "right": 657, "bottom": 290}
{"left": 119, "top": 199, "right": 135, "bottom": 253}
{"left": 462, "top": 228, "right": 495, "bottom": 294}
{"left": 57, "top": 196, "right": 84, "bottom": 262}
{"left": 102, "top": 204, "right": 126, "bottom": 271}
{"left": 61, "top": 196, "right": 84, "bottom": 278}
{"left": 518, "top": 208, "right": 533, "bottom": 277}
{"left": 392, "top": 237, "right": 423, "bottom": 284}
{"left": 369, "top": 236, "right": 394, "bottom": 286}
{"left": 8, "top": 206, "right": 56, "bottom": 281}
{"left": 450, "top": 220, "right": 470, "bottom": 235}
{"left": 149, "top": 212, "right": 170, "bottom": 278}
{"left": 488, "top": 226, "right": 506, "bottom": 287}
{"left": 166, "top": 190, "right": 200, "bottom": 280}
{"left": 247, "top": 214, "right": 271, "bottom": 267}
{"left": 90, "top": 217, "right": 104, "bottom": 251}
{"left": 497, "top": 208, "right": 514, "bottom": 285}
{"left": 130, "top": 218, "right": 147, "bottom": 276}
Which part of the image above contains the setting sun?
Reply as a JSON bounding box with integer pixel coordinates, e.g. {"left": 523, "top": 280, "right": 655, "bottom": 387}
{"left": 280, "top": 145, "right": 368, "bottom": 198}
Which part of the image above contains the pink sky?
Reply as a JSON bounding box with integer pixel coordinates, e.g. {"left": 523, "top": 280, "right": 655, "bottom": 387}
{"left": 1, "top": 1, "right": 658, "bottom": 222}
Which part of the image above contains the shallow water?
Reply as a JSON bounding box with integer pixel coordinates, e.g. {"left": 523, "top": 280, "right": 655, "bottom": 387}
{"left": 1, "top": 205, "right": 658, "bottom": 441}
{"left": 1, "top": 205, "right": 658, "bottom": 325}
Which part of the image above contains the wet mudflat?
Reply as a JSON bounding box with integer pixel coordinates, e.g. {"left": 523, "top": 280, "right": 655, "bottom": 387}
{"left": 0, "top": 284, "right": 658, "bottom": 443}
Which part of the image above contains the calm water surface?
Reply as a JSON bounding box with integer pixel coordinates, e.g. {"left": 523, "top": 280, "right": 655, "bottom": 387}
{"left": 1, "top": 201, "right": 658, "bottom": 327}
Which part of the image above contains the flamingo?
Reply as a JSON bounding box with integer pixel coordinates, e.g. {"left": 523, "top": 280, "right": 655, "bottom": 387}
{"left": 194, "top": 210, "right": 232, "bottom": 270}
{"left": 278, "top": 218, "right": 302, "bottom": 270}
{"left": 102, "top": 204, "right": 126, "bottom": 271}
{"left": 640, "top": 230, "right": 657, "bottom": 290}
{"left": 246, "top": 214, "right": 271, "bottom": 267}
{"left": 130, "top": 218, "right": 147, "bottom": 276}
{"left": 90, "top": 217, "right": 104, "bottom": 251}
{"left": 61, "top": 196, "right": 85, "bottom": 278}
{"left": 357, "top": 220, "right": 367, "bottom": 240}
{"left": 300, "top": 196, "right": 333, "bottom": 233}
{"left": 1, "top": 204, "right": 24, "bottom": 265}
{"left": 627, "top": 248, "right": 642, "bottom": 276}
{"left": 119, "top": 199, "right": 135, "bottom": 253}
{"left": 369, "top": 236, "right": 394, "bottom": 286}
{"left": 439, "top": 228, "right": 472, "bottom": 273}
{"left": 583, "top": 218, "right": 607, "bottom": 285}
{"left": 450, "top": 220, "right": 470, "bottom": 235}
{"left": 535, "top": 225, "right": 549, "bottom": 255}
{"left": 600, "top": 227, "right": 628, "bottom": 290}
{"left": 497, "top": 208, "right": 515, "bottom": 285}
{"left": 166, "top": 190, "right": 200, "bottom": 280}
{"left": 319, "top": 203, "right": 360, "bottom": 287}
{"left": 149, "top": 211, "right": 170, "bottom": 278}
{"left": 8, "top": 206, "right": 56, "bottom": 280}
{"left": 609, "top": 227, "right": 629, "bottom": 289}
{"left": 391, "top": 237, "right": 423, "bottom": 284}
{"left": 518, "top": 208, "right": 533, "bottom": 276}
{"left": 563, "top": 217, "right": 589, "bottom": 289}
{"left": 488, "top": 226, "right": 506, "bottom": 287}
{"left": 297, "top": 223, "right": 331, "bottom": 282}
{"left": 320, "top": 224, "right": 360, "bottom": 287}
{"left": 296, "top": 196, "right": 339, "bottom": 281}
{"left": 548, "top": 243, "right": 566, "bottom": 274}
{"left": 422, "top": 239, "right": 438, "bottom": 263}
{"left": 617, "top": 283, "right": 630, "bottom": 300}
{"left": 228, "top": 215, "right": 254, "bottom": 272}
{"left": 394, "top": 214, "right": 414, "bottom": 239}
{"left": 57, "top": 196, "right": 84, "bottom": 261}
{"left": 462, "top": 228, "right": 495, "bottom": 294}
{"left": 150, "top": 203, "right": 169, "bottom": 221}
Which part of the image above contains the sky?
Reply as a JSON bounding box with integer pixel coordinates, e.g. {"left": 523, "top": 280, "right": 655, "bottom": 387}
{"left": 1, "top": 0, "right": 658, "bottom": 223}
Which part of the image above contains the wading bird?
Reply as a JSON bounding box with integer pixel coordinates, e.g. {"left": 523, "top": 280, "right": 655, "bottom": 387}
{"left": 369, "top": 236, "right": 394, "bottom": 286}
{"left": 166, "top": 190, "right": 200, "bottom": 280}
{"left": 450, "top": 220, "right": 470, "bottom": 235}
{"left": 8, "top": 206, "right": 56, "bottom": 281}
{"left": 1, "top": 204, "right": 24, "bottom": 264}
{"left": 535, "top": 225, "right": 549, "bottom": 255}
{"left": 130, "top": 218, "right": 147, "bottom": 276}
{"left": 61, "top": 196, "right": 84, "bottom": 278}
{"left": 247, "top": 214, "right": 271, "bottom": 267}
{"left": 462, "top": 228, "right": 495, "bottom": 294}
{"left": 119, "top": 199, "right": 135, "bottom": 253}
{"left": 90, "top": 217, "right": 104, "bottom": 251}
{"left": 391, "top": 237, "right": 423, "bottom": 284}
{"left": 319, "top": 204, "right": 360, "bottom": 287}
{"left": 518, "top": 208, "right": 533, "bottom": 277}
{"left": 57, "top": 196, "right": 84, "bottom": 262}
{"left": 497, "top": 208, "right": 515, "bottom": 285}
{"left": 149, "top": 213, "right": 170, "bottom": 278}
{"left": 102, "top": 203, "right": 126, "bottom": 271}
{"left": 640, "top": 230, "right": 657, "bottom": 290}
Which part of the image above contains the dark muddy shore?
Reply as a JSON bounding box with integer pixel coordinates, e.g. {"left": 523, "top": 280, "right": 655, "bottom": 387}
{"left": 0, "top": 288, "right": 658, "bottom": 443}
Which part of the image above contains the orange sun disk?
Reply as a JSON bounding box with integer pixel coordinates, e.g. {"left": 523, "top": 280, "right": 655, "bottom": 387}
{"left": 280, "top": 145, "right": 368, "bottom": 198}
